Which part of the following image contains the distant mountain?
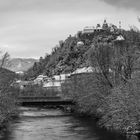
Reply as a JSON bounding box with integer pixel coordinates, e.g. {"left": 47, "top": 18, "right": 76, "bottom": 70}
{"left": 6, "top": 58, "right": 38, "bottom": 72}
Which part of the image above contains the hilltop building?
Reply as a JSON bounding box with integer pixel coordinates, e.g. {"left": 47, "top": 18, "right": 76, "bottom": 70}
{"left": 102, "top": 19, "right": 109, "bottom": 30}
{"left": 95, "top": 24, "right": 102, "bottom": 31}
{"left": 82, "top": 26, "right": 95, "bottom": 34}
{"left": 81, "top": 20, "right": 120, "bottom": 36}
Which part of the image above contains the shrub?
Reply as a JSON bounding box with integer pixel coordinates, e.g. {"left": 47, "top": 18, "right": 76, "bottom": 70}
{"left": 0, "top": 68, "right": 18, "bottom": 124}
{"left": 99, "top": 78, "right": 140, "bottom": 133}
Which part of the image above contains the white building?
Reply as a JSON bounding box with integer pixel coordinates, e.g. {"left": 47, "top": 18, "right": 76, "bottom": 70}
{"left": 116, "top": 35, "right": 125, "bottom": 41}
{"left": 82, "top": 26, "right": 95, "bottom": 34}
{"left": 77, "top": 41, "right": 84, "bottom": 46}
{"left": 43, "top": 80, "right": 61, "bottom": 91}
{"left": 34, "top": 75, "right": 49, "bottom": 85}
{"left": 95, "top": 26, "right": 103, "bottom": 32}
{"left": 52, "top": 75, "right": 61, "bottom": 81}
{"left": 52, "top": 73, "right": 71, "bottom": 82}
{"left": 60, "top": 73, "right": 71, "bottom": 82}
{"left": 16, "top": 71, "right": 24, "bottom": 75}
{"left": 43, "top": 73, "right": 71, "bottom": 91}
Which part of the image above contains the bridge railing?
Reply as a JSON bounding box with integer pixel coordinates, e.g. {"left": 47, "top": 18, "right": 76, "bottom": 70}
{"left": 18, "top": 96, "right": 62, "bottom": 100}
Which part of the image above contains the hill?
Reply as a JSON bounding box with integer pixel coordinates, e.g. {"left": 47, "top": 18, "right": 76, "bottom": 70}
{"left": 25, "top": 21, "right": 140, "bottom": 79}
{"left": 6, "top": 58, "right": 38, "bottom": 72}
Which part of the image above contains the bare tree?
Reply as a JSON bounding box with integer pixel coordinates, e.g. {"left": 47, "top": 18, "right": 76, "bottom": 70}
{"left": 0, "top": 52, "right": 10, "bottom": 68}
{"left": 89, "top": 42, "right": 114, "bottom": 88}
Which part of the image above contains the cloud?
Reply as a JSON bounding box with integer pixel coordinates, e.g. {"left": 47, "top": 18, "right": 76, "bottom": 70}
{"left": 0, "top": 0, "right": 139, "bottom": 58}
{"left": 0, "top": 0, "right": 89, "bottom": 13}
{"left": 100, "top": 0, "right": 140, "bottom": 11}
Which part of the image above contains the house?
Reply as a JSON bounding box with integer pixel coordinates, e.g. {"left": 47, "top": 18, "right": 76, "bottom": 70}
{"left": 16, "top": 71, "right": 24, "bottom": 75}
{"left": 43, "top": 80, "right": 61, "bottom": 91}
{"left": 52, "top": 75, "right": 61, "bottom": 81}
{"left": 14, "top": 80, "right": 33, "bottom": 90}
{"left": 34, "top": 75, "right": 49, "bottom": 85}
{"left": 77, "top": 41, "right": 84, "bottom": 46}
{"left": 116, "top": 35, "right": 125, "bottom": 41}
{"left": 60, "top": 73, "right": 71, "bottom": 82}
{"left": 43, "top": 73, "right": 71, "bottom": 91}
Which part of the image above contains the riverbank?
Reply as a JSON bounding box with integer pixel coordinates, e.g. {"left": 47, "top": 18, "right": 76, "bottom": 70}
{"left": 0, "top": 91, "right": 19, "bottom": 132}
{"left": 62, "top": 73, "right": 140, "bottom": 135}
{"left": 0, "top": 68, "right": 19, "bottom": 133}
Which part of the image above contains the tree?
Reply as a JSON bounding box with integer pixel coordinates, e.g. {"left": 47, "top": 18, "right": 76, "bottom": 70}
{"left": 89, "top": 41, "right": 114, "bottom": 88}
{"left": 0, "top": 51, "right": 10, "bottom": 68}
{"left": 113, "top": 29, "right": 140, "bottom": 83}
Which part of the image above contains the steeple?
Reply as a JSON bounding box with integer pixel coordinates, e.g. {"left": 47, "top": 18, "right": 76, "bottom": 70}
{"left": 102, "top": 19, "right": 108, "bottom": 30}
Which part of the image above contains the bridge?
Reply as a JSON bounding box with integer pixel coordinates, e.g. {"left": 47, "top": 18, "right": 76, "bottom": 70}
{"left": 17, "top": 96, "right": 73, "bottom": 106}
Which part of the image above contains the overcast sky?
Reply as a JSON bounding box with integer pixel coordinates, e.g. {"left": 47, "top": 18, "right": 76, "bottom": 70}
{"left": 0, "top": 0, "right": 140, "bottom": 59}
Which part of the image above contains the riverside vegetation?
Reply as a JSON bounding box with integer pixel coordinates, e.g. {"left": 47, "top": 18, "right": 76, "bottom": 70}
{"left": 25, "top": 23, "right": 140, "bottom": 134}
{"left": 0, "top": 68, "right": 18, "bottom": 129}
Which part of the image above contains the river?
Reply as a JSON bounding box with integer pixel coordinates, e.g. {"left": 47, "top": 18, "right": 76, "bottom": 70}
{"left": 0, "top": 107, "right": 137, "bottom": 140}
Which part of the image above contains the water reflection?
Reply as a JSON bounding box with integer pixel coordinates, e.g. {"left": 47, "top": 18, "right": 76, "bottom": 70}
{"left": 0, "top": 107, "right": 133, "bottom": 140}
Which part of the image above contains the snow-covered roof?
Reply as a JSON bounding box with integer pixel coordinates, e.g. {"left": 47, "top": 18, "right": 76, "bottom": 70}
{"left": 116, "top": 35, "right": 125, "bottom": 41}
{"left": 37, "top": 75, "right": 48, "bottom": 78}
{"left": 72, "top": 67, "right": 98, "bottom": 75}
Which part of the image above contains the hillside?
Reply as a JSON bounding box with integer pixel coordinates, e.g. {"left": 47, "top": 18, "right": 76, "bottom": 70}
{"left": 6, "top": 58, "right": 38, "bottom": 72}
{"left": 25, "top": 21, "right": 140, "bottom": 79}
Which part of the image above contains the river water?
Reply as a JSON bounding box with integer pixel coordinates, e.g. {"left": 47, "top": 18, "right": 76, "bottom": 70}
{"left": 0, "top": 107, "right": 137, "bottom": 140}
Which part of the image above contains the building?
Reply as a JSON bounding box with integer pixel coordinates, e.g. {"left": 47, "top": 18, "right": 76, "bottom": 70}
{"left": 71, "top": 66, "right": 100, "bottom": 75}
{"left": 14, "top": 80, "right": 33, "bottom": 90}
{"left": 82, "top": 26, "right": 95, "bottom": 34}
{"left": 43, "top": 80, "right": 61, "bottom": 91}
{"left": 16, "top": 71, "right": 24, "bottom": 75}
{"left": 77, "top": 41, "right": 84, "bottom": 46}
{"left": 109, "top": 24, "right": 118, "bottom": 32}
{"left": 43, "top": 73, "right": 71, "bottom": 91}
{"left": 102, "top": 20, "right": 109, "bottom": 30}
{"left": 116, "top": 35, "right": 125, "bottom": 41}
{"left": 95, "top": 24, "right": 103, "bottom": 32}
{"left": 60, "top": 73, "right": 71, "bottom": 82}
{"left": 34, "top": 75, "right": 49, "bottom": 85}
